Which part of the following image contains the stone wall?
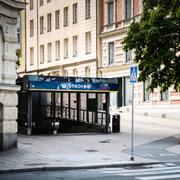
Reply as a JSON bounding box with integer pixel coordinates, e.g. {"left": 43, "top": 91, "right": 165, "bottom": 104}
{"left": 0, "top": 0, "right": 25, "bottom": 151}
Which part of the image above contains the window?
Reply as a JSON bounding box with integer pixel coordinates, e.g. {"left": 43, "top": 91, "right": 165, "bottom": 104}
{"left": 85, "top": 66, "right": 90, "bottom": 77}
{"left": 30, "top": 0, "right": 33, "bottom": 10}
{"left": 107, "top": 1, "right": 114, "bottom": 24}
{"left": 73, "top": 36, "right": 78, "bottom": 57}
{"left": 40, "top": 16, "right": 44, "bottom": 34}
{"left": 85, "top": 0, "right": 91, "bottom": 19}
{"left": 125, "top": 50, "right": 132, "bottom": 63}
{"left": 73, "top": 69, "right": 78, "bottom": 76}
{"left": 143, "top": 79, "right": 150, "bottom": 101}
{"left": 47, "top": 43, "right": 52, "bottom": 62}
{"left": 64, "top": 38, "right": 68, "bottom": 58}
{"left": 47, "top": 13, "right": 52, "bottom": 32}
{"left": 64, "top": 7, "right": 69, "bottom": 26}
{"left": 39, "top": 0, "right": 43, "bottom": 6}
{"left": 30, "top": 19, "right": 34, "bottom": 37}
{"left": 73, "top": 3, "right": 78, "bottom": 24}
{"left": 125, "top": 0, "right": 132, "bottom": 19}
{"left": 55, "top": 40, "right": 60, "bottom": 60}
{"left": 30, "top": 47, "right": 34, "bottom": 65}
{"left": 40, "top": 45, "right": 44, "bottom": 64}
{"left": 85, "top": 32, "right": 91, "bottom": 54}
{"left": 161, "top": 90, "right": 169, "bottom": 101}
{"left": 108, "top": 42, "right": 114, "bottom": 64}
{"left": 55, "top": 10, "right": 60, "bottom": 29}
{"left": 63, "top": 70, "right": 68, "bottom": 76}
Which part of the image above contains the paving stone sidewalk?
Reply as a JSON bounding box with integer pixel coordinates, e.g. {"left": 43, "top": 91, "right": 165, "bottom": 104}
{"left": 0, "top": 113, "right": 180, "bottom": 173}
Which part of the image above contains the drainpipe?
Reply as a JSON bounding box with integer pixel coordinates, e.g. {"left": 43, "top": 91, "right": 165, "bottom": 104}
{"left": 25, "top": 0, "right": 27, "bottom": 73}
{"left": 36, "top": 0, "right": 39, "bottom": 75}
{"left": 96, "top": 0, "right": 98, "bottom": 78}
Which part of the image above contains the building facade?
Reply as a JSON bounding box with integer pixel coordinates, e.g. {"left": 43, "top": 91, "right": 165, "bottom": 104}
{"left": 99, "top": 0, "right": 180, "bottom": 119}
{"left": 0, "top": 0, "right": 26, "bottom": 151}
{"left": 18, "top": 0, "right": 180, "bottom": 120}
{"left": 22, "top": 0, "right": 98, "bottom": 78}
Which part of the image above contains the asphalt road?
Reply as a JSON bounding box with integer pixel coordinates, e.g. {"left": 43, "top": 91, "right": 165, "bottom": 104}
{"left": 1, "top": 162, "right": 180, "bottom": 180}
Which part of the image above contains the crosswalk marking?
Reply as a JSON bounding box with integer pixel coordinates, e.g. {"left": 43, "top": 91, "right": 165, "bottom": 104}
{"left": 119, "top": 168, "right": 180, "bottom": 176}
{"left": 138, "top": 174, "right": 180, "bottom": 180}
{"left": 90, "top": 164, "right": 180, "bottom": 180}
{"left": 95, "top": 165, "right": 180, "bottom": 174}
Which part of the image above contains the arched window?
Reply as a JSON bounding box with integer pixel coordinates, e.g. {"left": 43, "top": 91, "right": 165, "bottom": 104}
{"left": 73, "top": 68, "right": 78, "bottom": 76}
{"left": 63, "top": 70, "right": 68, "bottom": 76}
{"left": 85, "top": 66, "right": 90, "bottom": 77}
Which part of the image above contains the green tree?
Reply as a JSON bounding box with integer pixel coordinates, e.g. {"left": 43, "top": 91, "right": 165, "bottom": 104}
{"left": 123, "top": 0, "right": 180, "bottom": 92}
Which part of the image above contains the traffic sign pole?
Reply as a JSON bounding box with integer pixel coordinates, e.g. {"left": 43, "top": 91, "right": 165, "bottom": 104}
{"left": 130, "top": 82, "right": 134, "bottom": 161}
{"left": 129, "top": 65, "right": 138, "bottom": 161}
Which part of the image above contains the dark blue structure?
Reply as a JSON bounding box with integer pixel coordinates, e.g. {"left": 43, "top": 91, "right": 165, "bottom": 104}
{"left": 17, "top": 75, "right": 119, "bottom": 135}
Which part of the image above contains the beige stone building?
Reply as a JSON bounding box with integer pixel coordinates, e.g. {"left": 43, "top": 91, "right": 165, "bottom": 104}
{"left": 0, "top": 0, "right": 26, "bottom": 151}
{"left": 22, "top": 0, "right": 97, "bottom": 78}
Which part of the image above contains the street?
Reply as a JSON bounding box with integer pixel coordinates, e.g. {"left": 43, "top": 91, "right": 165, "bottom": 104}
{"left": 1, "top": 162, "right": 180, "bottom": 180}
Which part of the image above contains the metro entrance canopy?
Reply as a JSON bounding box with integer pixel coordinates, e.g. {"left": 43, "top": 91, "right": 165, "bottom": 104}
{"left": 21, "top": 75, "right": 119, "bottom": 92}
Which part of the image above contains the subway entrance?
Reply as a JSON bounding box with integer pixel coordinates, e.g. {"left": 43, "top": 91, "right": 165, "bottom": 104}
{"left": 17, "top": 75, "right": 119, "bottom": 135}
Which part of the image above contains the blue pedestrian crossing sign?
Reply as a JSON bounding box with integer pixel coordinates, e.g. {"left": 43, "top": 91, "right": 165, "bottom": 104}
{"left": 130, "top": 65, "right": 138, "bottom": 83}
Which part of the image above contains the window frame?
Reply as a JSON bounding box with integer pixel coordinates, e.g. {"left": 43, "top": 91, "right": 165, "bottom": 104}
{"left": 161, "top": 90, "right": 169, "bottom": 101}
{"left": 125, "top": 50, "right": 132, "bottom": 63}
{"left": 107, "top": 1, "right": 114, "bottom": 25}
{"left": 30, "top": 0, "right": 34, "bottom": 10}
{"left": 55, "top": 40, "right": 60, "bottom": 61}
{"left": 73, "top": 35, "right": 78, "bottom": 57}
{"left": 143, "top": 79, "right": 150, "bottom": 101}
{"left": 85, "top": 0, "right": 91, "bottom": 19}
{"left": 39, "top": 0, "right": 43, "bottom": 6}
{"left": 73, "top": 3, "right": 78, "bottom": 24}
{"left": 64, "top": 38, "right": 69, "bottom": 59}
{"left": 108, "top": 42, "right": 114, "bottom": 64}
{"left": 30, "top": 19, "right": 34, "bottom": 37}
{"left": 40, "top": 44, "right": 44, "bottom": 64}
{"left": 40, "top": 16, "right": 44, "bottom": 34}
{"left": 47, "top": 42, "right": 52, "bottom": 62}
{"left": 64, "top": 7, "right": 69, "bottom": 27}
{"left": 30, "top": 47, "right": 34, "bottom": 66}
{"left": 125, "top": 0, "right": 132, "bottom": 19}
{"left": 85, "top": 31, "right": 91, "bottom": 54}
{"left": 47, "top": 13, "right": 52, "bottom": 32}
{"left": 55, "top": 10, "right": 60, "bottom": 29}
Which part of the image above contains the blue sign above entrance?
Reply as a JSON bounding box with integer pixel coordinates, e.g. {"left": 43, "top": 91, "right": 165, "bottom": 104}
{"left": 23, "top": 75, "right": 119, "bottom": 92}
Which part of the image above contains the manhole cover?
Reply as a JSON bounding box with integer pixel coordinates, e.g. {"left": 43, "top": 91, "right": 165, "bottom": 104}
{"left": 85, "top": 150, "right": 98, "bottom": 152}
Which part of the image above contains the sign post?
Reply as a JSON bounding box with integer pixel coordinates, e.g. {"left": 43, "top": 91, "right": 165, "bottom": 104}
{"left": 129, "top": 65, "right": 138, "bottom": 161}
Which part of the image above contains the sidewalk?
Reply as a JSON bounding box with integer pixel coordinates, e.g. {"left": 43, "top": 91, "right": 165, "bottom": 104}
{"left": 0, "top": 113, "right": 180, "bottom": 173}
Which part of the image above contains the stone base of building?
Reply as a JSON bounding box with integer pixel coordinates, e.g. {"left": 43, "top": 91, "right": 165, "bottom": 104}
{"left": 0, "top": 133, "right": 17, "bottom": 151}
{"left": 0, "top": 84, "right": 20, "bottom": 151}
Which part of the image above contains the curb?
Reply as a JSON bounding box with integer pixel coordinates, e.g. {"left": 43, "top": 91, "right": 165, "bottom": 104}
{"left": 0, "top": 161, "right": 161, "bottom": 174}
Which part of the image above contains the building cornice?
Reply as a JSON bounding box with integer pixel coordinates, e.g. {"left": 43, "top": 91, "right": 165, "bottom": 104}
{"left": 99, "top": 63, "right": 130, "bottom": 73}
{"left": 26, "top": 59, "right": 97, "bottom": 74}
{"left": 99, "top": 27, "right": 129, "bottom": 39}
{"left": 0, "top": 0, "right": 27, "bottom": 10}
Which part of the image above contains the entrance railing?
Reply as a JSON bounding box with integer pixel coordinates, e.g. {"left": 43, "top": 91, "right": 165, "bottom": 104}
{"left": 34, "top": 105, "right": 107, "bottom": 127}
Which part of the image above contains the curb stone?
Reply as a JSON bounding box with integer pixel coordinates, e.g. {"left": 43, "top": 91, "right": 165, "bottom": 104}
{"left": 0, "top": 161, "right": 162, "bottom": 174}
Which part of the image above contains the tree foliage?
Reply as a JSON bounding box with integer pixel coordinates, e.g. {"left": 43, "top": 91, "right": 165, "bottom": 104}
{"left": 123, "top": 0, "right": 180, "bottom": 92}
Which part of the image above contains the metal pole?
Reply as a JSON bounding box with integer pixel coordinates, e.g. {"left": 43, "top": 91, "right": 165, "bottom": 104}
{"left": 130, "top": 83, "right": 134, "bottom": 161}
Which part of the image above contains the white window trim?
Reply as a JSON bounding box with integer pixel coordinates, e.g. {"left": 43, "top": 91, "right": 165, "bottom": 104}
{"left": 106, "top": 0, "right": 115, "bottom": 25}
